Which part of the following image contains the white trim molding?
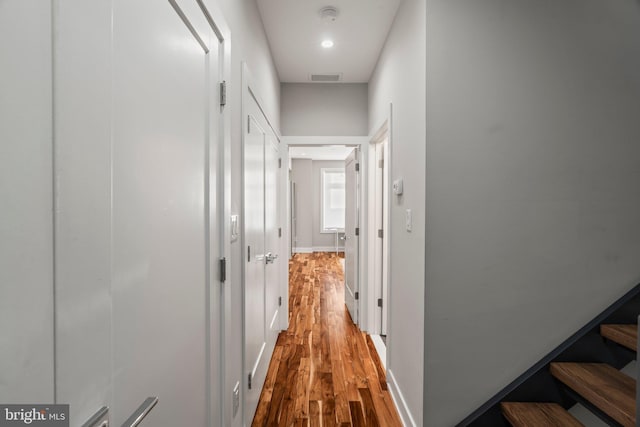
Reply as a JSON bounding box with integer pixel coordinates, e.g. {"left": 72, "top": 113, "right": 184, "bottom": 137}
{"left": 388, "top": 369, "right": 417, "bottom": 427}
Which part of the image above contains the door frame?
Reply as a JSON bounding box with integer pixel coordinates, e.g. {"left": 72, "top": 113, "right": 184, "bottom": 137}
{"left": 281, "top": 136, "right": 370, "bottom": 332}
{"left": 368, "top": 118, "right": 391, "bottom": 337}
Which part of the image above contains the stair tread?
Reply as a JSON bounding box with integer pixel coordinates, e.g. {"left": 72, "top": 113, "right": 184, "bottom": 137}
{"left": 550, "top": 362, "right": 636, "bottom": 427}
{"left": 500, "top": 402, "right": 584, "bottom": 427}
{"left": 601, "top": 324, "right": 637, "bottom": 351}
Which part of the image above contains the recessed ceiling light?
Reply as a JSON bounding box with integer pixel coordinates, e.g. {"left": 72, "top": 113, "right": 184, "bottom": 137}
{"left": 321, "top": 40, "right": 334, "bottom": 48}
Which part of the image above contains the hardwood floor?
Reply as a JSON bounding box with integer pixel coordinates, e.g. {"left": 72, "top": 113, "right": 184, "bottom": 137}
{"left": 252, "top": 252, "right": 403, "bottom": 427}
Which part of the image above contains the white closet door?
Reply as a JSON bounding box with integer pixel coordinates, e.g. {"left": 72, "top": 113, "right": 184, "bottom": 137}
{"left": 344, "top": 149, "right": 360, "bottom": 324}
{"left": 0, "top": 0, "right": 54, "bottom": 403}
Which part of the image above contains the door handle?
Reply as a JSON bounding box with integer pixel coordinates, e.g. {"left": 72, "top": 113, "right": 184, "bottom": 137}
{"left": 121, "top": 397, "right": 158, "bottom": 427}
{"left": 265, "top": 252, "right": 279, "bottom": 264}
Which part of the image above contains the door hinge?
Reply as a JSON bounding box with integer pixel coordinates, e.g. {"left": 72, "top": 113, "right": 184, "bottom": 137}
{"left": 355, "top": 227, "right": 359, "bottom": 236}
{"left": 355, "top": 163, "right": 360, "bottom": 172}
{"left": 377, "top": 298, "right": 383, "bottom": 308}
{"left": 278, "top": 227, "right": 282, "bottom": 238}
{"left": 278, "top": 158, "right": 282, "bottom": 168}
{"left": 219, "top": 257, "right": 227, "bottom": 282}
{"left": 278, "top": 296, "right": 282, "bottom": 306}
{"left": 247, "top": 246, "right": 251, "bottom": 262}
{"left": 355, "top": 291, "right": 359, "bottom": 300}
{"left": 248, "top": 373, "right": 252, "bottom": 390}
{"left": 220, "top": 81, "right": 226, "bottom": 106}
{"left": 378, "top": 159, "right": 384, "bottom": 169}
{"left": 378, "top": 229, "right": 384, "bottom": 239}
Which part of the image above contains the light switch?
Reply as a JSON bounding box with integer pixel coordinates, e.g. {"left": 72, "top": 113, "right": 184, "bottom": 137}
{"left": 393, "top": 178, "right": 403, "bottom": 195}
{"left": 405, "top": 209, "right": 412, "bottom": 232}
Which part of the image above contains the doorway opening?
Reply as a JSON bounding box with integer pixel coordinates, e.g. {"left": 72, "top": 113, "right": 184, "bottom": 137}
{"left": 288, "top": 144, "right": 359, "bottom": 322}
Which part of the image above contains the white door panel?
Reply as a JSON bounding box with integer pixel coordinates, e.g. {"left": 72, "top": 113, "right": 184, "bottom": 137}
{"left": 0, "top": 0, "right": 54, "bottom": 403}
{"left": 110, "top": 1, "right": 217, "bottom": 425}
{"left": 265, "top": 135, "right": 281, "bottom": 335}
{"left": 244, "top": 91, "right": 281, "bottom": 424}
{"left": 345, "top": 149, "right": 360, "bottom": 324}
{"left": 245, "top": 114, "right": 267, "bottom": 407}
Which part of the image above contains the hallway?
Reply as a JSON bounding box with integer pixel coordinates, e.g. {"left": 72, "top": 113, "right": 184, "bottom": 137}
{"left": 252, "top": 253, "right": 402, "bottom": 426}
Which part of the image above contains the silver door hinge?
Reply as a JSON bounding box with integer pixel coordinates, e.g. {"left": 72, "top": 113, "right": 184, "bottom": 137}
{"left": 248, "top": 373, "right": 252, "bottom": 390}
{"left": 378, "top": 298, "right": 383, "bottom": 308}
{"left": 278, "top": 227, "right": 282, "bottom": 238}
{"left": 219, "top": 257, "right": 227, "bottom": 282}
{"left": 355, "top": 291, "right": 359, "bottom": 300}
{"left": 355, "top": 163, "right": 360, "bottom": 172}
{"left": 278, "top": 296, "right": 282, "bottom": 306}
{"left": 378, "top": 159, "right": 384, "bottom": 169}
{"left": 378, "top": 229, "right": 384, "bottom": 239}
{"left": 278, "top": 158, "right": 282, "bottom": 168}
{"left": 247, "top": 246, "right": 251, "bottom": 262}
{"left": 220, "top": 81, "right": 226, "bottom": 106}
{"left": 355, "top": 227, "right": 359, "bottom": 236}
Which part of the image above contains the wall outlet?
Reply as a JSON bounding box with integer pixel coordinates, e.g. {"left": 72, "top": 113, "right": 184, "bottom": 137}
{"left": 232, "top": 381, "right": 240, "bottom": 417}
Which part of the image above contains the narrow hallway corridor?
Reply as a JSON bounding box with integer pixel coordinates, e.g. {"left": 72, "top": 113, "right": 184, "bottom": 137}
{"left": 252, "top": 253, "right": 402, "bottom": 426}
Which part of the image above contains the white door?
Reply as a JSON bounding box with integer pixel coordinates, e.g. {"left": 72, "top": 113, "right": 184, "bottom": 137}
{"left": 111, "top": 1, "right": 220, "bottom": 425}
{"left": 0, "top": 0, "right": 55, "bottom": 403}
{"left": 344, "top": 149, "right": 360, "bottom": 324}
{"left": 244, "top": 90, "right": 281, "bottom": 423}
{"left": 53, "top": 1, "right": 224, "bottom": 425}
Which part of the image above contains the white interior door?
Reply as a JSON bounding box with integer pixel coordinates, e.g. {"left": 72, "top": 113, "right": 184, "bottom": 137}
{"left": 344, "top": 149, "right": 360, "bottom": 324}
{"left": 244, "top": 90, "right": 281, "bottom": 423}
{"left": 111, "top": 1, "right": 219, "bottom": 425}
{"left": 0, "top": 0, "right": 55, "bottom": 404}
{"left": 264, "top": 134, "right": 281, "bottom": 350}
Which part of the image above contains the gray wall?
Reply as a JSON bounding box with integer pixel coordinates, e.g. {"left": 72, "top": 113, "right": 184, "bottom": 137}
{"left": 368, "top": 0, "right": 426, "bottom": 424}
{"left": 291, "top": 159, "right": 346, "bottom": 251}
{"left": 424, "top": 0, "right": 640, "bottom": 426}
{"left": 281, "top": 83, "right": 368, "bottom": 136}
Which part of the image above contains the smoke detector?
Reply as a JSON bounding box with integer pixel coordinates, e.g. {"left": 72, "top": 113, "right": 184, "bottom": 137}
{"left": 319, "top": 6, "right": 339, "bottom": 23}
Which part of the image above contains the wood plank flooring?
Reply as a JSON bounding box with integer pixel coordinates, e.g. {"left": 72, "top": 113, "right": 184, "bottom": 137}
{"left": 500, "top": 402, "right": 584, "bottom": 427}
{"left": 252, "top": 252, "right": 402, "bottom": 427}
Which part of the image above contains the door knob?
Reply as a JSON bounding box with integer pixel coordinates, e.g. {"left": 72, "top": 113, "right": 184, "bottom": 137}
{"left": 265, "top": 253, "right": 279, "bottom": 264}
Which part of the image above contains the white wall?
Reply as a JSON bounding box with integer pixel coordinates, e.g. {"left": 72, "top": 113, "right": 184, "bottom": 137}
{"left": 281, "top": 83, "right": 368, "bottom": 136}
{"left": 368, "top": 0, "right": 426, "bottom": 424}
{"left": 215, "top": 1, "right": 281, "bottom": 426}
{"left": 0, "top": 0, "right": 55, "bottom": 403}
{"left": 424, "top": 0, "right": 640, "bottom": 426}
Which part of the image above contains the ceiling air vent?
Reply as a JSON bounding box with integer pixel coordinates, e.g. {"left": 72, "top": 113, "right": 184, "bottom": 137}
{"left": 310, "top": 73, "right": 342, "bottom": 82}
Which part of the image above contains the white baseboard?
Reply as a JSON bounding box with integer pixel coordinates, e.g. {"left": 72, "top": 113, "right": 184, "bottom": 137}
{"left": 387, "top": 369, "right": 417, "bottom": 427}
{"left": 293, "top": 247, "right": 313, "bottom": 253}
{"left": 312, "top": 246, "right": 345, "bottom": 252}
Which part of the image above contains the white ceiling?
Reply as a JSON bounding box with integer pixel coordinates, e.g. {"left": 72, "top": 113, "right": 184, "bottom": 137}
{"left": 289, "top": 146, "right": 354, "bottom": 161}
{"left": 256, "top": 0, "right": 402, "bottom": 83}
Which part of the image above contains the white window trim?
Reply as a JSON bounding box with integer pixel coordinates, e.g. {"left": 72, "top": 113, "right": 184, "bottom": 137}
{"left": 320, "top": 167, "right": 346, "bottom": 233}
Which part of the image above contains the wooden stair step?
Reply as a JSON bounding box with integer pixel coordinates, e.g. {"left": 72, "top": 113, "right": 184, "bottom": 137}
{"left": 601, "top": 324, "right": 637, "bottom": 351}
{"left": 500, "top": 402, "right": 584, "bottom": 427}
{"left": 550, "top": 362, "right": 636, "bottom": 427}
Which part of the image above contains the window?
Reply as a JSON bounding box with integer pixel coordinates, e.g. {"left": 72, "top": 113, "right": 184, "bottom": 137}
{"left": 321, "top": 168, "right": 345, "bottom": 232}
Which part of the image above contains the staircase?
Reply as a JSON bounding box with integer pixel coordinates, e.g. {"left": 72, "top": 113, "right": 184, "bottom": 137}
{"left": 457, "top": 285, "right": 640, "bottom": 427}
